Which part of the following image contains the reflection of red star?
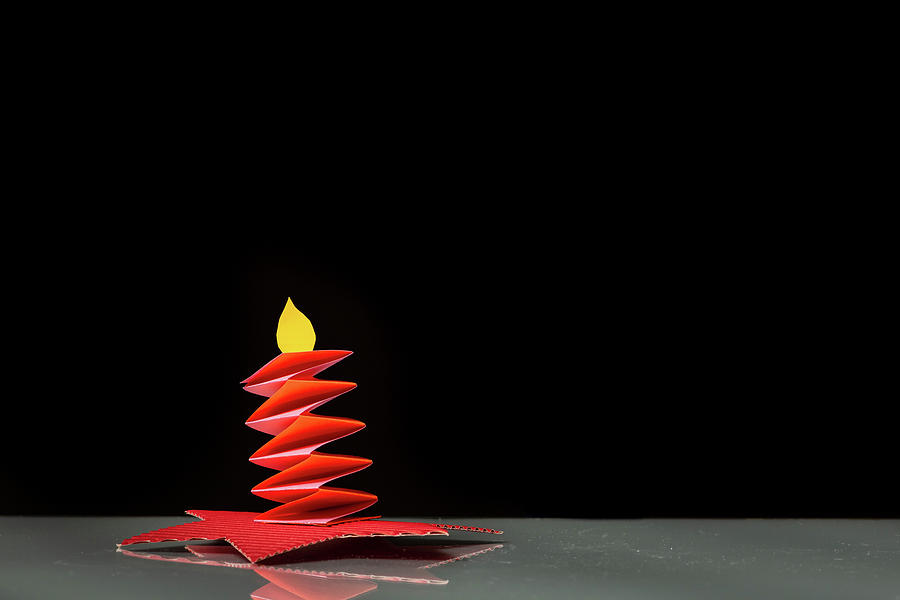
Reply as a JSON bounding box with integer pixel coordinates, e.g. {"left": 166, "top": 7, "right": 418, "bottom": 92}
{"left": 119, "top": 510, "right": 457, "bottom": 563}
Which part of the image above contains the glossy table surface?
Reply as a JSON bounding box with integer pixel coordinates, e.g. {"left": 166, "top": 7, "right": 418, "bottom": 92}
{"left": 0, "top": 516, "right": 897, "bottom": 599}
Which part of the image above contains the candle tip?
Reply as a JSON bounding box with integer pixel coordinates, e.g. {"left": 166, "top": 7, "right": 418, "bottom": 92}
{"left": 276, "top": 298, "right": 316, "bottom": 352}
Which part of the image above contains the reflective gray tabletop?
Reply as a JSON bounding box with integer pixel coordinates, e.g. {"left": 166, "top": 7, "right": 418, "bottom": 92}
{"left": 1, "top": 516, "right": 897, "bottom": 599}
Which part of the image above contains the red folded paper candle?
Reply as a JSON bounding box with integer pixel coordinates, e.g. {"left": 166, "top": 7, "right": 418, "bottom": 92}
{"left": 241, "top": 307, "right": 375, "bottom": 524}
{"left": 119, "top": 298, "right": 500, "bottom": 562}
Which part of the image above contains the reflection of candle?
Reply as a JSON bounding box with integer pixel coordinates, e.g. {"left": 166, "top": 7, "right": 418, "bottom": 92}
{"left": 242, "top": 299, "right": 376, "bottom": 524}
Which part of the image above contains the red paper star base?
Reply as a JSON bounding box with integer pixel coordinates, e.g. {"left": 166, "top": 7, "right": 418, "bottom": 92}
{"left": 119, "top": 510, "right": 501, "bottom": 563}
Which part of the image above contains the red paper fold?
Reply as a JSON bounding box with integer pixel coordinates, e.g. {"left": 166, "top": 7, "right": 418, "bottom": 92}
{"left": 242, "top": 351, "right": 353, "bottom": 397}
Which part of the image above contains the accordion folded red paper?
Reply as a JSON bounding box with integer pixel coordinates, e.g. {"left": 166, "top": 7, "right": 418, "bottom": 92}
{"left": 242, "top": 347, "right": 374, "bottom": 524}
{"left": 119, "top": 298, "right": 500, "bottom": 562}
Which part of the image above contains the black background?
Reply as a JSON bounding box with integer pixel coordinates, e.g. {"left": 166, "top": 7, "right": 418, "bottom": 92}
{"left": 0, "top": 19, "right": 893, "bottom": 521}
{"left": 2, "top": 219, "right": 894, "bottom": 519}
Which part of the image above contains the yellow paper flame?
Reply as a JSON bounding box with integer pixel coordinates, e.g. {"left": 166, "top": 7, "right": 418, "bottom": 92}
{"left": 276, "top": 298, "right": 316, "bottom": 352}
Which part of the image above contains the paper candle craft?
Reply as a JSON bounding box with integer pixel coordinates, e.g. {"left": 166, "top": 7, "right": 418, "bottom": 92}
{"left": 118, "top": 299, "right": 501, "bottom": 562}
{"left": 242, "top": 298, "right": 376, "bottom": 524}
